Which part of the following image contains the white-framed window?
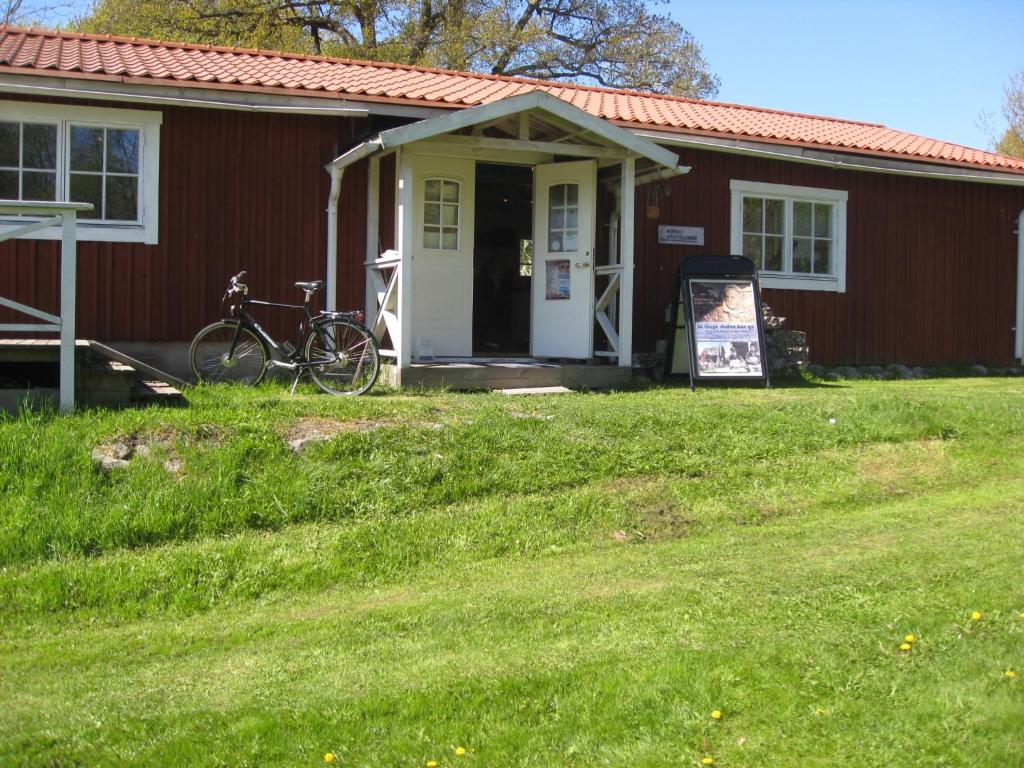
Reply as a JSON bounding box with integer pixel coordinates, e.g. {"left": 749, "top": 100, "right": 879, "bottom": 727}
{"left": 729, "top": 180, "right": 847, "bottom": 292}
{"left": 422, "top": 178, "right": 460, "bottom": 250}
{"left": 0, "top": 102, "right": 161, "bottom": 244}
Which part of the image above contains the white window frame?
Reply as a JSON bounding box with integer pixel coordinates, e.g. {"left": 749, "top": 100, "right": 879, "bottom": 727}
{"left": 0, "top": 101, "right": 161, "bottom": 244}
{"left": 421, "top": 177, "right": 461, "bottom": 252}
{"left": 730, "top": 180, "right": 847, "bottom": 293}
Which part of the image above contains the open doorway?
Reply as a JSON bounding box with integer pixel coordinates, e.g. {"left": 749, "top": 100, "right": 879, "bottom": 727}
{"left": 473, "top": 162, "right": 533, "bottom": 355}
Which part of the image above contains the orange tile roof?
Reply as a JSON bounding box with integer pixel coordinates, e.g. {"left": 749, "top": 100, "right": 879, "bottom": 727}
{"left": 3, "top": 25, "right": 1024, "bottom": 175}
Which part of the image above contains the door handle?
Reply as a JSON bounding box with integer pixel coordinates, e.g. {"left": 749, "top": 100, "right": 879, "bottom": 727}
{"left": 575, "top": 261, "right": 591, "bottom": 268}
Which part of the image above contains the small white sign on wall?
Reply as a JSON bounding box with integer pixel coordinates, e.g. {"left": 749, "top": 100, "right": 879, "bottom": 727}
{"left": 658, "top": 225, "right": 705, "bottom": 246}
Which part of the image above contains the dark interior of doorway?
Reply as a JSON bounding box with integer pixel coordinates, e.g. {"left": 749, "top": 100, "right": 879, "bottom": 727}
{"left": 473, "top": 162, "right": 533, "bottom": 355}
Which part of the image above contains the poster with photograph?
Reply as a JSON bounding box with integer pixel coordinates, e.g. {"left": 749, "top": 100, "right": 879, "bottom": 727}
{"left": 545, "top": 259, "right": 571, "bottom": 300}
{"left": 688, "top": 279, "right": 764, "bottom": 378}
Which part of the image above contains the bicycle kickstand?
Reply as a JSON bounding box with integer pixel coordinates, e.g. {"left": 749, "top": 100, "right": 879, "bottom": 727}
{"left": 289, "top": 369, "right": 304, "bottom": 396}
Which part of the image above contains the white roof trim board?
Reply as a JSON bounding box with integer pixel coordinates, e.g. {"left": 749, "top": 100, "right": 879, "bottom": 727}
{"left": 327, "top": 91, "right": 682, "bottom": 171}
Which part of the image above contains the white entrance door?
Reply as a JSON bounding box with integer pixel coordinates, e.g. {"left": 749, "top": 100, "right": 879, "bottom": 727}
{"left": 410, "top": 153, "right": 475, "bottom": 358}
{"left": 532, "top": 159, "right": 597, "bottom": 358}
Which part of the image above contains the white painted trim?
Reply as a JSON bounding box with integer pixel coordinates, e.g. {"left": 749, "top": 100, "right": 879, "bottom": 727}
{"left": 0, "top": 101, "right": 161, "bottom": 244}
{"left": 423, "top": 133, "right": 626, "bottom": 160}
{"left": 409, "top": 140, "right": 552, "bottom": 166}
{"left": 729, "top": 179, "right": 848, "bottom": 294}
{"left": 325, "top": 165, "right": 343, "bottom": 312}
{"left": 619, "top": 157, "right": 635, "bottom": 366}
{"left": 636, "top": 130, "right": 1024, "bottom": 188}
{"left": 328, "top": 91, "right": 681, "bottom": 170}
{"left": 0, "top": 73, "right": 376, "bottom": 117}
{"left": 365, "top": 155, "right": 381, "bottom": 322}
{"left": 1016, "top": 209, "right": 1024, "bottom": 361}
{"left": 396, "top": 148, "right": 415, "bottom": 369}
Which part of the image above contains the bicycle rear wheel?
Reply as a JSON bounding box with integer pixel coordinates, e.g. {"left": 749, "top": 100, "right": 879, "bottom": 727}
{"left": 304, "top": 320, "right": 380, "bottom": 395}
{"left": 189, "top": 320, "right": 269, "bottom": 385}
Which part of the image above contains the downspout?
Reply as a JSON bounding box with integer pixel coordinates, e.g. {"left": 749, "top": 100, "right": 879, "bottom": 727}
{"left": 1017, "top": 209, "right": 1024, "bottom": 361}
{"left": 326, "top": 165, "right": 344, "bottom": 312}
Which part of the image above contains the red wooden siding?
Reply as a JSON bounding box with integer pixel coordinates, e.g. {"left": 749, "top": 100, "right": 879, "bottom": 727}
{"left": 0, "top": 97, "right": 367, "bottom": 342}
{"left": 632, "top": 147, "right": 1024, "bottom": 365}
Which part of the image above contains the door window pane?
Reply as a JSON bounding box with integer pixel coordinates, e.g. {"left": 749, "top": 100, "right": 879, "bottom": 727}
{"left": 548, "top": 183, "right": 579, "bottom": 254}
{"left": 423, "top": 178, "right": 459, "bottom": 250}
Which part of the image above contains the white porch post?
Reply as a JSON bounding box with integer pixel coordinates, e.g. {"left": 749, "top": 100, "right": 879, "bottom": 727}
{"left": 325, "top": 165, "right": 343, "bottom": 312}
{"left": 365, "top": 156, "right": 381, "bottom": 321}
{"left": 396, "top": 148, "right": 415, "bottom": 369}
{"left": 1016, "top": 209, "right": 1024, "bottom": 360}
{"left": 59, "top": 210, "right": 77, "bottom": 413}
{"left": 618, "top": 156, "right": 635, "bottom": 367}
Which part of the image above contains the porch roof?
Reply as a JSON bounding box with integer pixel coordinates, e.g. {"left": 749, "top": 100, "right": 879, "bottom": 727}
{"left": 326, "top": 91, "right": 684, "bottom": 171}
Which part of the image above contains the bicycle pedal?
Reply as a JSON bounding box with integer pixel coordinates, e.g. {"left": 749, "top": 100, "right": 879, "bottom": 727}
{"left": 281, "top": 341, "right": 297, "bottom": 357}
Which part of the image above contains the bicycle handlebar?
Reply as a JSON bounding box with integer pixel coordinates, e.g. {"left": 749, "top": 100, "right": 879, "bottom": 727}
{"left": 227, "top": 271, "right": 248, "bottom": 296}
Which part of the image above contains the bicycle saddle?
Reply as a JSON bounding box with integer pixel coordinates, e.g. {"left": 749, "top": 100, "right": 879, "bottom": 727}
{"left": 295, "top": 280, "right": 323, "bottom": 292}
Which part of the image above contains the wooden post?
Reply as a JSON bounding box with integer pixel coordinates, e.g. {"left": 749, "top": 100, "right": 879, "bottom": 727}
{"left": 618, "top": 157, "right": 635, "bottom": 368}
{"left": 396, "top": 149, "right": 415, "bottom": 371}
{"left": 59, "top": 211, "right": 77, "bottom": 412}
{"left": 365, "top": 155, "right": 381, "bottom": 322}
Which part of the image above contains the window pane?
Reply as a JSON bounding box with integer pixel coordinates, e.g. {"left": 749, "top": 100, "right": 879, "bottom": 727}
{"left": 106, "top": 129, "right": 139, "bottom": 174}
{"left": 814, "top": 203, "right": 832, "bottom": 238}
{"left": 70, "top": 172, "right": 103, "bottom": 216}
{"left": 566, "top": 185, "right": 578, "bottom": 205}
{"left": 423, "top": 227, "right": 440, "bottom": 249}
{"left": 814, "top": 240, "right": 831, "bottom": 274}
{"left": 23, "top": 123, "right": 57, "bottom": 170}
{"left": 23, "top": 171, "right": 56, "bottom": 201}
{"left": 0, "top": 169, "right": 18, "bottom": 198}
{"left": 550, "top": 185, "right": 564, "bottom": 206}
{"left": 441, "top": 204, "right": 457, "bottom": 226}
{"left": 563, "top": 232, "right": 578, "bottom": 252}
{"left": 565, "top": 208, "right": 578, "bottom": 229}
{"left": 71, "top": 126, "right": 104, "bottom": 172}
{"left": 441, "top": 228, "right": 457, "bottom": 250}
{"left": 424, "top": 179, "right": 440, "bottom": 202}
{"left": 742, "top": 234, "right": 762, "bottom": 265}
{"left": 106, "top": 175, "right": 138, "bottom": 220}
{"left": 765, "top": 199, "right": 784, "bottom": 234}
{"left": 424, "top": 202, "right": 440, "bottom": 225}
{"left": 549, "top": 235, "right": 562, "bottom": 252}
{"left": 550, "top": 209, "right": 564, "bottom": 230}
{"left": 0, "top": 122, "right": 18, "bottom": 168}
{"left": 793, "top": 202, "right": 812, "bottom": 236}
{"left": 764, "top": 235, "right": 784, "bottom": 271}
{"left": 742, "top": 197, "right": 763, "bottom": 233}
{"left": 442, "top": 180, "right": 458, "bottom": 203}
{"left": 793, "top": 237, "right": 812, "bottom": 273}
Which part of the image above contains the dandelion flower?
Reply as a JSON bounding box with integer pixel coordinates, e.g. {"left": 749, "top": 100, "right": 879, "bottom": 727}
{"left": 1006, "top": 669, "right": 1018, "bottom": 679}
{"left": 904, "top": 634, "right": 916, "bottom": 643}
{"left": 971, "top": 611, "right": 982, "bottom": 621}
{"left": 427, "top": 762, "right": 438, "bottom": 767}
{"left": 711, "top": 710, "right": 723, "bottom": 720}
{"left": 455, "top": 747, "right": 467, "bottom": 756}
{"left": 324, "top": 754, "right": 336, "bottom": 764}
{"left": 702, "top": 757, "right": 715, "bottom": 766}
{"left": 900, "top": 643, "right": 912, "bottom": 651}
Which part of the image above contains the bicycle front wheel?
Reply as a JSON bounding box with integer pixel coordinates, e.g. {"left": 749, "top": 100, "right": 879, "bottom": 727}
{"left": 189, "top": 320, "right": 269, "bottom": 385}
{"left": 304, "top": 320, "right": 380, "bottom": 395}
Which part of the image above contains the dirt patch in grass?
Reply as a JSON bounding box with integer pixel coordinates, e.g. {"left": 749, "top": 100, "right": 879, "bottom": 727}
{"left": 91, "top": 425, "right": 224, "bottom": 475}
{"left": 282, "top": 416, "right": 392, "bottom": 452}
{"left": 859, "top": 439, "right": 955, "bottom": 494}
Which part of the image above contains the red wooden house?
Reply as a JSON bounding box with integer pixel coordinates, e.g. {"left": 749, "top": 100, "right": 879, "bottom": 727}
{"left": 2, "top": 26, "right": 1023, "bottom": 387}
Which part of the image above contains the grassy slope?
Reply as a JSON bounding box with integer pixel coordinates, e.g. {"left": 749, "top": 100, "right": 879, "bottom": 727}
{"left": 0, "top": 379, "right": 1022, "bottom": 766}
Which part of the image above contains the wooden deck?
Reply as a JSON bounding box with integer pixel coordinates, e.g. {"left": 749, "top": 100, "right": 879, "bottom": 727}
{"left": 392, "top": 358, "right": 634, "bottom": 391}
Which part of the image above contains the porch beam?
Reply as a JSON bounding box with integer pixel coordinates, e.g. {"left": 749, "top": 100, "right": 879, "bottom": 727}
{"left": 396, "top": 148, "right": 415, "bottom": 370}
{"left": 428, "top": 133, "right": 627, "bottom": 159}
{"left": 365, "top": 155, "right": 381, "bottom": 322}
{"left": 618, "top": 157, "right": 635, "bottom": 368}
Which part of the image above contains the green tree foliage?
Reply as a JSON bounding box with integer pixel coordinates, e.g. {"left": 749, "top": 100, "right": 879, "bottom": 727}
{"left": 995, "top": 68, "right": 1024, "bottom": 159}
{"left": 75, "top": 0, "right": 719, "bottom": 98}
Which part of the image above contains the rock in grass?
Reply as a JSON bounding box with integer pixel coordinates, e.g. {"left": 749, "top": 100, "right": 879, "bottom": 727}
{"left": 91, "top": 446, "right": 131, "bottom": 472}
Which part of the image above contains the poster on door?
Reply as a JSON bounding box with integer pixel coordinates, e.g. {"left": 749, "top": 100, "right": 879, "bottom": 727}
{"left": 545, "top": 259, "right": 571, "bottom": 300}
{"left": 688, "top": 279, "right": 763, "bottom": 377}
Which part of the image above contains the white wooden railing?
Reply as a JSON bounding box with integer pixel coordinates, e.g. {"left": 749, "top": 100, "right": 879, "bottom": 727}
{"left": 365, "top": 249, "right": 401, "bottom": 359}
{"left": 0, "top": 200, "right": 92, "bottom": 412}
{"left": 594, "top": 263, "right": 622, "bottom": 357}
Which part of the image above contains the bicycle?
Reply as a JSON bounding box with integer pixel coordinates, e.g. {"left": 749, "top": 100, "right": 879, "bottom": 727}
{"left": 189, "top": 271, "right": 380, "bottom": 395}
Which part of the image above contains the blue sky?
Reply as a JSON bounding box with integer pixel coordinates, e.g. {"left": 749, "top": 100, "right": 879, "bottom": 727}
{"left": 669, "top": 0, "right": 1023, "bottom": 150}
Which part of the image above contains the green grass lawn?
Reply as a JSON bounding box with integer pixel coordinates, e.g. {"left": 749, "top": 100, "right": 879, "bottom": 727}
{"left": 1, "top": 378, "right": 1022, "bottom": 766}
